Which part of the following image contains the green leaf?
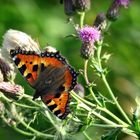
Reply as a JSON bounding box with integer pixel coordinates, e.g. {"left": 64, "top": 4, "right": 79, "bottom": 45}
{"left": 101, "top": 128, "right": 122, "bottom": 140}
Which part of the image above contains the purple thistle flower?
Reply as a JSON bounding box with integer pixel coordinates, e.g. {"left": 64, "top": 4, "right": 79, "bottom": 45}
{"left": 78, "top": 26, "right": 101, "bottom": 59}
{"left": 78, "top": 26, "right": 101, "bottom": 43}
{"left": 116, "top": 0, "right": 130, "bottom": 8}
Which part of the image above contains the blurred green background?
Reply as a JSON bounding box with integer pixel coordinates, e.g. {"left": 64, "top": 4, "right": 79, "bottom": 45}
{"left": 0, "top": 0, "right": 140, "bottom": 140}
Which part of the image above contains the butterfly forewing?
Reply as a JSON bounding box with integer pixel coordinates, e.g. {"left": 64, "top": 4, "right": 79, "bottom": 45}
{"left": 10, "top": 48, "right": 41, "bottom": 86}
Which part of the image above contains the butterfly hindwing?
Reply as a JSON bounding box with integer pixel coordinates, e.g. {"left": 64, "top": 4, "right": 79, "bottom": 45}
{"left": 41, "top": 91, "right": 70, "bottom": 119}
{"left": 38, "top": 51, "right": 78, "bottom": 118}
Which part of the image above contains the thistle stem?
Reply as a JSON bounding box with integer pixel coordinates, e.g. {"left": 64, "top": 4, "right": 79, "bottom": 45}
{"left": 84, "top": 60, "right": 90, "bottom": 85}
{"left": 71, "top": 91, "right": 129, "bottom": 126}
{"left": 79, "top": 12, "right": 85, "bottom": 28}
{"left": 79, "top": 102, "right": 120, "bottom": 126}
{"left": 101, "top": 74, "right": 132, "bottom": 124}
{"left": 98, "top": 107, "right": 128, "bottom": 127}
{"left": 89, "top": 86, "right": 102, "bottom": 106}
{"left": 19, "top": 118, "right": 54, "bottom": 139}
{"left": 71, "top": 91, "right": 120, "bottom": 126}
{"left": 23, "top": 95, "right": 59, "bottom": 130}
{"left": 83, "top": 131, "right": 92, "bottom": 140}
{"left": 97, "top": 45, "right": 131, "bottom": 124}
{"left": 1, "top": 114, "right": 34, "bottom": 137}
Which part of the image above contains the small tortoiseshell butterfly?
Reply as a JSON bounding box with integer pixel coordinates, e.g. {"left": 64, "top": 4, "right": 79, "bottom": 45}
{"left": 10, "top": 47, "right": 78, "bottom": 119}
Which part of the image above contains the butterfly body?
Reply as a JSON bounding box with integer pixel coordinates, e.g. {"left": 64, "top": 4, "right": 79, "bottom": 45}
{"left": 10, "top": 47, "right": 78, "bottom": 119}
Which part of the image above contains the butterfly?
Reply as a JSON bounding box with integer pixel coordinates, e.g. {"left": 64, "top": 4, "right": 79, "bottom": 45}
{"left": 10, "top": 47, "right": 78, "bottom": 119}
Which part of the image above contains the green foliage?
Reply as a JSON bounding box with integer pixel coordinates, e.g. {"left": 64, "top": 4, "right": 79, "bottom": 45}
{"left": 0, "top": 0, "right": 140, "bottom": 140}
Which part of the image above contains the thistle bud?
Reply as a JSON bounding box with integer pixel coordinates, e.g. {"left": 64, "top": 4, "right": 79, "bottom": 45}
{"left": 106, "top": 0, "right": 130, "bottom": 21}
{"left": 64, "top": 0, "right": 76, "bottom": 16}
{"left": 81, "top": 42, "right": 94, "bottom": 59}
{"left": 93, "top": 13, "right": 107, "bottom": 30}
{"left": 106, "top": 0, "right": 120, "bottom": 21}
{"left": 75, "top": 0, "right": 91, "bottom": 12}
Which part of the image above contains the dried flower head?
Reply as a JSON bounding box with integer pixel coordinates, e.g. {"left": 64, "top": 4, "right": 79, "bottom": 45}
{"left": 1, "top": 30, "right": 41, "bottom": 79}
{"left": 0, "top": 58, "right": 11, "bottom": 81}
{"left": 0, "top": 82, "right": 24, "bottom": 100}
{"left": 78, "top": 26, "right": 101, "bottom": 43}
{"left": 2, "top": 29, "right": 40, "bottom": 53}
{"left": 44, "top": 46, "right": 57, "bottom": 53}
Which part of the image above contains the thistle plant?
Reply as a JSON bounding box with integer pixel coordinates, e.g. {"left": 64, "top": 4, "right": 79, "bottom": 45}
{"left": 0, "top": 0, "right": 140, "bottom": 140}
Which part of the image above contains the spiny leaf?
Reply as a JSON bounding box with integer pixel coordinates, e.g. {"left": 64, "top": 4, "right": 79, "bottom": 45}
{"left": 101, "top": 128, "right": 122, "bottom": 140}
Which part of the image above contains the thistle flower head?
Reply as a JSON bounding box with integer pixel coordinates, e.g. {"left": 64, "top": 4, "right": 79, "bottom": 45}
{"left": 116, "top": 0, "right": 130, "bottom": 8}
{"left": 78, "top": 26, "right": 101, "bottom": 43}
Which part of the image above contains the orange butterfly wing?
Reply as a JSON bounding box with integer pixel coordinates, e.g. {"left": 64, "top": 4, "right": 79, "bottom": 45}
{"left": 10, "top": 48, "right": 41, "bottom": 86}
{"left": 10, "top": 48, "right": 78, "bottom": 119}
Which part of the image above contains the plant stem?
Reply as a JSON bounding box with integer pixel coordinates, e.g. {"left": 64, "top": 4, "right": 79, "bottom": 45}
{"left": 0, "top": 93, "right": 37, "bottom": 109}
{"left": 19, "top": 118, "right": 54, "bottom": 139}
{"left": 83, "top": 131, "right": 92, "bottom": 140}
{"left": 71, "top": 91, "right": 129, "bottom": 127}
{"left": 101, "top": 74, "right": 132, "bottom": 124}
{"left": 79, "top": 12, "right": 85, "bottom": 28}
{"left": 84, "top": 60, "right": 90, "bottom": 85}
{"left": 96, "top": 45, "right": 131, "bottom": 124}
{"left": 71, "top": 91, "right": 121, "bottom": 126}
{"left": 91, "top": 124, "right": 123, "bottom": 128}
{"left": 89, "top": 86, "right": 102, "bottom": 106}
{"left": 23, "top": 94, "right": 63, "bottom": 136}
{"left": 79, "top": 102, "right": 121, "bottom": 126}
{"left": 71, "top": 91, "right": 96, "bottom": 107}
{"left": 98, "top": 107, "right": 128, "bottom": 127}
{"left": 1, "top": 114, "right": 34, "bottom": 137}
{"left": 12, "top": 125, "right": 34, "bottom": 137}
